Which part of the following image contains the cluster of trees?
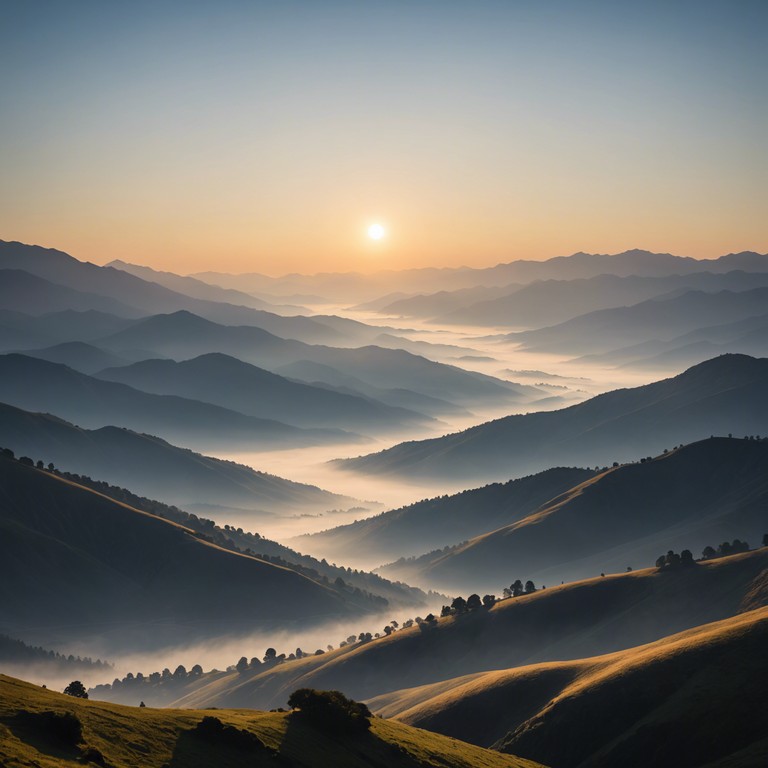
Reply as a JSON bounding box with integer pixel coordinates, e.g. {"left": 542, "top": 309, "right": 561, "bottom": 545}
{"left": 0, "top": 634, "right": 111, "bottom": 671}
{"left": 701, "top": 539, "right": 753, "bottom": 560}
{"left": 655, "top": 549, "right": 696, "bottom": 569}
{"left": 502, "top": 579, "right": 538, "bottom": 598}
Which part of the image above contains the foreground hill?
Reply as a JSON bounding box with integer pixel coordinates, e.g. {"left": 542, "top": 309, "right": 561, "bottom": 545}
{"left": 0, "top": 455, "right": 360, "bottom": 649}
{"left": 370, "top": 607, "right": 768, "bottom": 768}
{"left": 96, "top": 353, "right": 431, "bottom": 433}
{"left": 113, "top": 548, "right": 768, "bottom": 710}
{"left": 0, "top": 402, "right": 356, "bottom": 516}
{"left": 378, "top": 437, "right": 768, "bottom": 591}
{"left": 0, "top": 676, "right": 541, "bottom": 768}
{"left": 338, "top": 354, "right": 768, "bottom": 482}
{"left": 295, "top": 467, "right": 593, "bottom": 563}
{"left": 0, "top": 354, "right": 358, "bottom": 450}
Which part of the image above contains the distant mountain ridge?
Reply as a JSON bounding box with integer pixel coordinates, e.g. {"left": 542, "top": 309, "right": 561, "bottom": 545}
{"left": 337, "top": 354, "right": 768, "bottom": 481}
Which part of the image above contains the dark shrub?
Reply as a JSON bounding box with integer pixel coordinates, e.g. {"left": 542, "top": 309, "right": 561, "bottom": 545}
{"left": 191, "top": 716, "right": 265, "bottom": 750}
{"left": 287, "top": 688, "right": 371, "bottom": 734}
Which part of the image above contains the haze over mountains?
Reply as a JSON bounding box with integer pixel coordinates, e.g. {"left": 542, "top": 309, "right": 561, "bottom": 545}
{"left": 2, "top": 237, "right": 767, "bottom": 767}
{"left": 339, "top": 354, "right": 768, "bottom": 482}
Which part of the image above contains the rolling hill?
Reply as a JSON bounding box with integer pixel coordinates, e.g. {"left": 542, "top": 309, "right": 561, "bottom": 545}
{"left": 369, "top": 607, "right": 768, "bottom": 768}
{"left": 377, "top": 437, "right": 768, "bottom": 592}
{"left": 0, "top": 675, "right": 542, "bottom": 768}
{"left": 0, "top": 454, "right": 364, "bottom": 649}
{"left": 337, "top": 354, "right": 768, "bottom": 482}
{"left": 0, "top": 401, "right": 356, "bottom": 515}
{"left": 294, "top": 467, "right": 594, "bottom": 563}
{"left": 0, "top": 354, "right": 359, "bottom": 450}
{"left": 95, "top": 353, "right": 431, "bottom": 432}
{"left": 114, "top": 547, "right": 768, "bottom": 710}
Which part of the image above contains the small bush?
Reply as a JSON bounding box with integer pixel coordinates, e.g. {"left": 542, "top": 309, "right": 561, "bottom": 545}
{"left": 16, "top": 710, "right": 83, "bottom": 746}
{"left": 287, "top": 688, "right": 371, "bottom": 734}
{"left": 191, "top": 716, "right": 266, "bottom": 751}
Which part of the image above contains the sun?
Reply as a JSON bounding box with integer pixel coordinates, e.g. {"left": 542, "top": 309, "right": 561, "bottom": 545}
{"left": 367, "top": 223, "right": 386, "bottom": 240}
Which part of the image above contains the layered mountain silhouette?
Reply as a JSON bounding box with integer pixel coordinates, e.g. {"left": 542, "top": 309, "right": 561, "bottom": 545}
{"left": 338, "top": 355, "right": 768, "bottom": 481}
{"left": 0, "top": 402, "right": 355, "bottom": 514}
{"left": 377, "top": 437, "right": 768, "bottom": 591}
{"left": 0, "top": 354, "right": 360, "bottom": 450}
{"left": 95, "top": 353, "right": 431, "bottom": 432}
{"left": 507, "top": 287, "right": 768, "bottom": 355}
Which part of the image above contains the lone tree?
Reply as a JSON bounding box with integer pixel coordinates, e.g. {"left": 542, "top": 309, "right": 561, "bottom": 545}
{"left": 64, "top": 680, "right": 88, "bottom": 699}
{"left": 524, "top": 580, "right": 536, "bottom": 594}
{"left": 287, "top": 688, "right": 371, "bottom": 734}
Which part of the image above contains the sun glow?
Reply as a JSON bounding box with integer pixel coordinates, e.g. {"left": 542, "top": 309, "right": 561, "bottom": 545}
{"left": 367, "top": 223, "right": 386, "bottom": 240}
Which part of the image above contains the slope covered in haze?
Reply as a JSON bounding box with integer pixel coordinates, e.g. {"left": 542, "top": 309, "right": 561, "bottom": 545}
{"left": 118, "top": 548, "right": 768, "bottom": 710}
{"left": 369, "top": 607, "right": 768, "bottom": 768}
{"left": 437, "top": 271, "right": 768, "bottom": 328}
{"left": 338, "top": 354, "right": 768, "bottom": 482}
{"left": 0, "top": 454, "right": 363, "bottom": 650}
{"left": 295, "top": 467, "right": 594, "bottom": 563}
{"left": 97, "top": 310, "right": 521, "bottom": 407}
{"left": 378, "top": 437, "right": 768, "bottom": 591}
{"left": 508, "top": 287, "right": 768, "bottom": 355}
{"left": 0, "top": 401, "right": 356, "bottom": 515}
{"left": 96, "top": 353, "right": 431, "bottom": 432}
{"left": 0, "top": 676, "right": 542, "bottom": 768}
{"left": 0, "top": 354, "right": 359, "bottom": 450}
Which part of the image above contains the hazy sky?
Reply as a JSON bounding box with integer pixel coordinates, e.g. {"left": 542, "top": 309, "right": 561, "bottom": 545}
{"left": 2, "top": 0, "right": 766, "bottom": 275}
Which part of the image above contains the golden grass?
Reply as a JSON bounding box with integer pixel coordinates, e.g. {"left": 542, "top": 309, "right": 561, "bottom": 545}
{"left": 0, "top": 674, "right": 545, "bottom": 768}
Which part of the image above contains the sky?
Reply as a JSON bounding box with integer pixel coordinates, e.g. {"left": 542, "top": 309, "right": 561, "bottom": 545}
{"left": 1, "top": 0, "right": 766, "bottom": 275}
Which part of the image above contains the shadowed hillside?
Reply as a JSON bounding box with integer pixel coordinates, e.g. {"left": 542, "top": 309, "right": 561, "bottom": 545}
{"left": 295, "top": 467, "right": 594, "bottom": 563}
{"left": 378, "top": 437, "right": 768, "bottom": 591}
{"left": 0, "top": 676, "right": 542, "bottom": 768}
{"left": 369, "top": 607, "right": 768, "bottom": 768}
{"left": 338, "top": 354, "right": 768, "bottom": 481}
{"left": 0, "top": 454, "right": 361, "bottom": 649}
{"left": 116, "top": 548, "right": 768, "bottom": 710}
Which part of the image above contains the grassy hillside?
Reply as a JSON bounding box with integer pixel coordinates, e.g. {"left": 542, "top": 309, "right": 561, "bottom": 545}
{"left": 378, "top": 437, "right": 768, "bottom": 591}
{"left": 296, "top": 467, "right": 593, "bottom": 563}
{"left": 0, "top": 402, "right": 357, "bottom": 515}
{"left": 118, "top": 548, "right": 768, "bottom": 710}
{"left": 0, "top": 454, "right": 360, "bottom": 649}
{"left": 0, "top": 675, "right": 543, "bottom": 768}
{"left": 369, "top": 607, "right": 768, "bottom": 768}
{"left": 338, "top": 354, "right": 768, "bottom": 481}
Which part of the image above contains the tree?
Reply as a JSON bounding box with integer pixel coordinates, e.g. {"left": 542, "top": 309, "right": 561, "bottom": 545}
{"left": 466, "top": 594, "right": 482, "bottom": 611}
{"left": 451, "top": 596, "right": 467, "bottom": 614}
{"left": 287, "top": 688, "right": 371, "bottom": 733}
{"left": 263, "top": 647, "right": 277, "bottom": 663}
{"left": 524, "top": 580, "right": 536, "bottom": 594}
{"left": 64, "top": 680, "right": 88, "bottom": 699}
{"left": 680, "top": 549, "right": 694, "bottom": 566}
{"left": 236, "top": 656, "right": 249, "bottom": 674}
{"left": 702, "top": 545, "right": 716, "bottom": 560}
{"left": 173, "top": 665, "right": 187, "bottom": 678}
{"left": 190, "top": 664, "right": 203, "bottom": 677}
{"left": 511, "top": 579, "right": 524, "bottom": 597}
{"left": 482, "top": 594, "right": 497, "bottom": 608}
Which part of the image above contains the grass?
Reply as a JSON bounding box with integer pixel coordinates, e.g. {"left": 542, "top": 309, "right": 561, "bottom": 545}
{"left": 0, "top": 674, "right": 545, "bottom": 768}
